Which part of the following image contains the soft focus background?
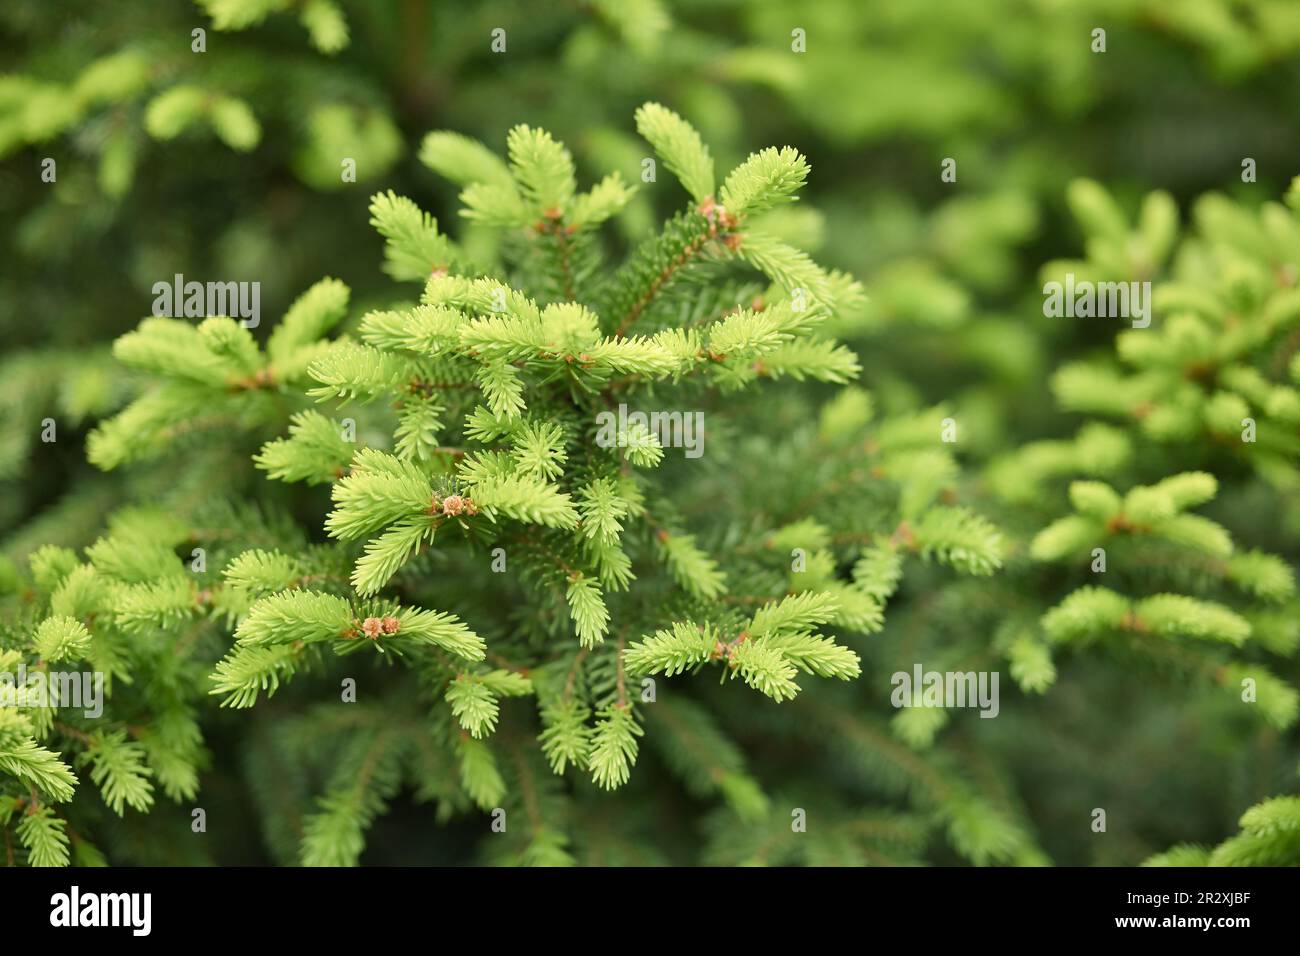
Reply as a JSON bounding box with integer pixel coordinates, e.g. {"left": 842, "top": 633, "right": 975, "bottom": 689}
{"left": 3, "top": 0, "right": 1299, "bottom": 864}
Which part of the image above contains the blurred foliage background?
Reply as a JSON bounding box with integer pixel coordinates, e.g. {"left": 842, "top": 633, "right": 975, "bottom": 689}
{"left": 2, "top": 0, "right": 1299, "bottom": 864}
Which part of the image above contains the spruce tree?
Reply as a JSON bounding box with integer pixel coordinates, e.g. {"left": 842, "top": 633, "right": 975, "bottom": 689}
{"left": 2, "top": 0, "right": 1298, "bottom": 870}
{"left": 980, "top": 178, "right": 1300, "bottom": 866}
{"left": 3, "top": 105, "right": 1011, "bottom": 866}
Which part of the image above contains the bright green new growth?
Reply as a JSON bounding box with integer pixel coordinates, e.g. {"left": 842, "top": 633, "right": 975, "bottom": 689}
{"left": 635, "top": 103, "right": 715, "bottom": 203}
{"left": 1044, "top": 178, "right": 1300, "bottom": 489}
{"left": 979, "top": 178, "right": 1300, "bottom": 859}
{"left": 254, "top": 108, "right": 874, "bottom": 735}
{"left": 5, "top": 0, "right": 1299, "bottom": 871}
{"left": 199, "top": 0, "right": 350, "bottom": 54}
{"left": 1, "top": 105, "right": 1009, "bottom": 865}
{"left": 1144, "top": 796, "right": 1300, "bottom": 866}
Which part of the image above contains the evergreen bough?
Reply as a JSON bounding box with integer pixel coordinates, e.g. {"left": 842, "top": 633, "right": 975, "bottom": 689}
{"left": 981, "top": 177, "right": 1300, "bottom": 865}
{"left": 4, "top": 2, "right": 1299, "bottom": 867}
{"left": 1, "top": 105, "right": 1004, "bottom": 866}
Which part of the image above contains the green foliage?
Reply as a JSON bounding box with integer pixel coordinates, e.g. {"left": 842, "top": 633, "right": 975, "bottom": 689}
{"left": 3, "top": 0, "right": 1300, "bottom": 869}
{"left": 4, "top": 104, "right": 1017, "bottom": 867}
{"left": 1145, "top": 796, "right": 1300, "bottom": 866}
